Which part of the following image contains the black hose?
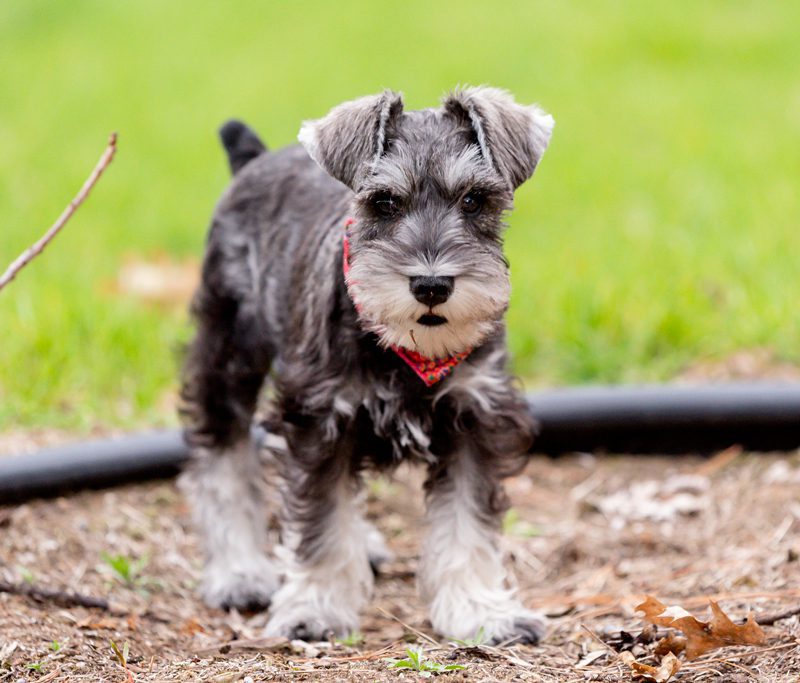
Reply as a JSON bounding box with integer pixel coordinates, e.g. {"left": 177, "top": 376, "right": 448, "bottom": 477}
{"left": 2, "top": 383, "right": 799, "bottom": 504}
{"left": 529, "top": 383, "right": 800, "bottom": 454}
{"left": 0, "top": 431, "right": 188, "bottom": 504}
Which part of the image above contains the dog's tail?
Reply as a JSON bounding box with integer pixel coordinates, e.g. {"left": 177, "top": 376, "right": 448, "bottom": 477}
{"left": 219, "top": 120, "right": 267, "bottom": 175}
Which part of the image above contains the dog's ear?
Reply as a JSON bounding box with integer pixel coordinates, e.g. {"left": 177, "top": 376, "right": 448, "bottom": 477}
{"left": 443, "top": 86, "right": 554, "bottom": 189}
{"left": 298, "top": 90, "right": 404, "bottom": 189}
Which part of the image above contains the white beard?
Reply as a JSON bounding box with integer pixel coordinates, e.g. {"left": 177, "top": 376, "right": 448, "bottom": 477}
{"left": 347, "top": 261, "right": 510, "bottom": 358}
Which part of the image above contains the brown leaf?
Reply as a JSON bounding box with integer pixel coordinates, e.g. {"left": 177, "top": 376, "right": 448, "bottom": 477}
{"left": 620, "top": 651, "right": 681, "bottom": 681}
{"left": 78, "top": 616, "right": 120, "bottom": 630}
{"left": 636, "top": 596, "right": 682, "bottom": 628}
{"left": 654, "top": 633, "right": 686, "bottom": 657}
{"left": 179, "top": 617, "right": 206, "bottom": 636}
{"left": 707, "top": 600, "right": 766, "bottom": 648}
{"left": 636, "top": 596, "right": 766, "bottom": 659}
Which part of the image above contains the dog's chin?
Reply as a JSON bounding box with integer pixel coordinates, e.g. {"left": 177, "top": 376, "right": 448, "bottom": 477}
{"left": 375, "top": 317, "right": 497, "bottom": 359}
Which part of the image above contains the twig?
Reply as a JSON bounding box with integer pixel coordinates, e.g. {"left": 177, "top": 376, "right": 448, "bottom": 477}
{"left": 682, "top": 640, "right": 798, "bottom": 668}
{"left": 0, "top": 132, "right": 118, "bottom": 292}
{"left": 753, "top": 605, "right": 800, "bottom": 627}
{"left": 35, "top": 667, "right": 62, "bottom": 683}
{"left": 376, "top": 606, "right": 439, "bottom": 646}
{"left": 0, "top": 579, "right": 110, "bottom": 610}
{"left": 579, "top": 624, "right": 618, "bottom": 656}
{"left": 296, "top": 643, "right": 400, "bottom": 663}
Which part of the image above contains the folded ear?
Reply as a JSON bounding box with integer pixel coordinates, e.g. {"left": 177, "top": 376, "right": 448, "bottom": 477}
{"left": 443, "top": 86, "right": 554, "bottom": 189}
{"left": 298, "top": 90, "right": 404, "bottom": 189}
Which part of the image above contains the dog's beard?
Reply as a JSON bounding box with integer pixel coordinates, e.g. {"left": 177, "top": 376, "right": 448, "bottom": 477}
{"left": 347, "top": 256, "right": 510, "bottom": 359}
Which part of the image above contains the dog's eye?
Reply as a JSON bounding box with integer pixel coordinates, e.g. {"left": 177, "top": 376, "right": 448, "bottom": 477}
{"left": 461, "top": 192, "right": 484, "bottom": 216}
{"left": 372, "top": 193, "right": 400, "bottom": 218}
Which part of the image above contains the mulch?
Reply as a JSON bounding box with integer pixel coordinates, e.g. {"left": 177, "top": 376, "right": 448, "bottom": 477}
{"left": 1, "top": 437, "right": 799, "bottom": 681}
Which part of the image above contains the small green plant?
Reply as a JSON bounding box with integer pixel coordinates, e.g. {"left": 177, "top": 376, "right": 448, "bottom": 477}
{"left": 337, "top": 631, "right": 365, "bottom": 647}
{"left": 502, "top": 509, "right": 542, "bottom": 538}
{"left": 109, "top": 640, "right": 134, "bottom": 683}
{"left": 450, "top": 626, "right": 488, "bottom": 647}
{"left": 388, "top": 647, "right": 466, "bottom": 677}
{"left": 50, "top": 640, "right": 61, "bottom": 652}
{"left": 17, "top": 566, "right": 35, "bottom": 584}
{"left": 25, "top": 662, "right": 43, "bottom": 671}
{"left": 101, "top": 552, "right": 148, "bottom": 586}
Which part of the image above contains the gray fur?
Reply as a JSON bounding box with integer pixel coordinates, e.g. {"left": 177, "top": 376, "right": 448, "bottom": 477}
{"left": 180, "top": 87, "right": 553, "bottom": 643}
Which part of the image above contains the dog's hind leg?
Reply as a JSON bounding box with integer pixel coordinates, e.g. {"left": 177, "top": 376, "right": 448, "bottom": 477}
{"left": 179, "top": 280, "right": 279, "bottom": 610}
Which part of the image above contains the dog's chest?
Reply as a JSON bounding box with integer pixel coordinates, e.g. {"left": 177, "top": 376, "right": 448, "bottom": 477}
{"left": 341, "top": 383, "right": 439, "bottom": 466}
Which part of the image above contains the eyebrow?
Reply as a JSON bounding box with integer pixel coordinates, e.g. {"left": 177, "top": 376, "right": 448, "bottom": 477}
{"left": 361, "top": 162, "right": 416, "bottom": 197}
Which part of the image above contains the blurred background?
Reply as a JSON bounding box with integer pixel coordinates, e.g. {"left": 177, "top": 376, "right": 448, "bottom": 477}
{"left": 2, "top": 1, "right": 799, "bottom": 432}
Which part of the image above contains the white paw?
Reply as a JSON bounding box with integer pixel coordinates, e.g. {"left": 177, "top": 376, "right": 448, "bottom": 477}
{"left": 201, "top": 556, "right": 280, "bottom": 611}
{"left": 264, "top": 573, "right": 365, "bottom": 640}
{"left": 264, "top": 595, "right": 359, "bottom": 640}
{"left": 484, "top": 609, "right": 548, "bottom": 645}
{"left": 430, "top": 594, "right": 547, "bottom": 645}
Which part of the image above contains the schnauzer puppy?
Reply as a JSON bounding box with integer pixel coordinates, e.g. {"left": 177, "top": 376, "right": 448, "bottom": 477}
{"left": 180, "top": 87, "right": 554, "bottom": 644}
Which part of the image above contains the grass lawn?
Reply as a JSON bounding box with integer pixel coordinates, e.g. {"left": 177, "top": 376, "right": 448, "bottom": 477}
{"left": 1, "top": 1, "right": 799, "bottom": 431}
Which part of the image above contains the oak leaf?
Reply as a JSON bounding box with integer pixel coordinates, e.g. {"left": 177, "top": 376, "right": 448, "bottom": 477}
{"left": 636, "top": 596, "right": 766, "bottom": 659}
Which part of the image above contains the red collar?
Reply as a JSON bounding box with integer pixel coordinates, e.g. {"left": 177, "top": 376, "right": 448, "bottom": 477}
{"left": 342, "top": 217, "right": 470, "bottom": 386}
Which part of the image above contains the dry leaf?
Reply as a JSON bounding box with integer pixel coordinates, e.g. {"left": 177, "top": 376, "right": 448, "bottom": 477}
{"left": 636, "top": 596, "right": 766, "bottom": 659}
{"left": 179, "top": 617, "right": 206, "bottom": 636}
{"left": 113, "top": 253, "right": 199, "bottom": 307}
{"left": 78, "top": 616, "right": 120, "bottom": 630}
{"left": 592, "top": 475, "right": 709, "bottom": 526}
{"left": 620, "top": 651, "right": 681, "bottom": 681}
{"left": 654, "top": 633, "right": 686, "bottom": 657}
{"left": 576, "top": 649, "right": 609, "bottom": 668}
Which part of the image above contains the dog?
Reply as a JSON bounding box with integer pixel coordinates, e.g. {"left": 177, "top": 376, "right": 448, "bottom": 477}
{"left": 179, "top": 87, "right": 554, "bottom": 644}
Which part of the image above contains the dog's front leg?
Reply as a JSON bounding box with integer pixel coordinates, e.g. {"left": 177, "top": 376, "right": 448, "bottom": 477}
{"left": 419, "top": 443, "right": 546, "bottom": 645}
{"left": 265, "top": 419, "right": 373, "bottom": 640}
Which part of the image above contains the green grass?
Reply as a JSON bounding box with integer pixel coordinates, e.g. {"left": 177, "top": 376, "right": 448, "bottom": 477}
{"left": 2, "top": 1, "right": 800, "bottom": 430}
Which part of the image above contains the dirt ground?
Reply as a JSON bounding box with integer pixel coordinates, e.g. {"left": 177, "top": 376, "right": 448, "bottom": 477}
{"left": 2, "top": 437, "right": 800, "bottom": 682}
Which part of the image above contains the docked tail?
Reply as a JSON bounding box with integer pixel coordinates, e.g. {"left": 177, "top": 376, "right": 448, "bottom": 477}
{"left": 218, "top": 120, "right": 267, "bottom": 175}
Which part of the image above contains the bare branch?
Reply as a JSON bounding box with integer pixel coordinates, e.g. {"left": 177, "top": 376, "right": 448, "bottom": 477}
{"left": 0, "top": 132, "right": 118, "bottom": 292}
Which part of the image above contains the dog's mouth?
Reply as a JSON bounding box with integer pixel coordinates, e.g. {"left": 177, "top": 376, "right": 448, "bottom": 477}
{"left": 417, "top": 313, "right": 448, "bottom": 327}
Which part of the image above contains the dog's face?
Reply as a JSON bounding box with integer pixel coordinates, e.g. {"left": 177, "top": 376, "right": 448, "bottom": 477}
{"left": 299, "top": 87, "right": 553, "bottom": 358}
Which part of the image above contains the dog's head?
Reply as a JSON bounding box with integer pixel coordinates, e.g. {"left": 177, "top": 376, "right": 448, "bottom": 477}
{"left": 299, "top": 87, "right": 553, "bottom": 358}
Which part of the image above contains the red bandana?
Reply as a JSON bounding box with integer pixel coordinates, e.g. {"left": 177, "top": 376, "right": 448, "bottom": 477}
{"left": 342, "top": 217, "right": 470, "bottom": 386}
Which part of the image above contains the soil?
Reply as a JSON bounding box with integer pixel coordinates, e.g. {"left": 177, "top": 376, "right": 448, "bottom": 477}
{"left": 2, "top": 436, "right": 800, "bottom": 682}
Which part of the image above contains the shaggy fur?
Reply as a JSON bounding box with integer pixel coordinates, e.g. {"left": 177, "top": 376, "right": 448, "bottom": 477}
{"left": 180, "top": 87, "right": 554, "bottom": 643}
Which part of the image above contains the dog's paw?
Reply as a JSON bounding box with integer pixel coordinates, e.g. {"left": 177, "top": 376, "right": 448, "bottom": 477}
{"left": 201, "top": 557, "right": 280, "bottom": 611}
{"left": 431, "top": 597, "right": 547, "bottom": 646}
{"left": 264, "top": 602, "right": 358, "bottom": 641}
{"left": 487, "top": 612, "right": 548, "bottom": 646}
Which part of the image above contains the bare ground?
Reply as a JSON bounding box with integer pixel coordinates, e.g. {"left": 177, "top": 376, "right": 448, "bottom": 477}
{"left": 2, "top": 439, "right": 800, "bottom": 682}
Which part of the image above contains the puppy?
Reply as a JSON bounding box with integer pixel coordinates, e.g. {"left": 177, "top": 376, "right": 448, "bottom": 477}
{"left": 180, "top": 87, "right": 554, "bottom": 643}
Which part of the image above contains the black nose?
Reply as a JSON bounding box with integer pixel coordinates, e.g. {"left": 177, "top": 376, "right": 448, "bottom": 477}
{"left": 409, "top": 276, "right": 454, "bottom": 307}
